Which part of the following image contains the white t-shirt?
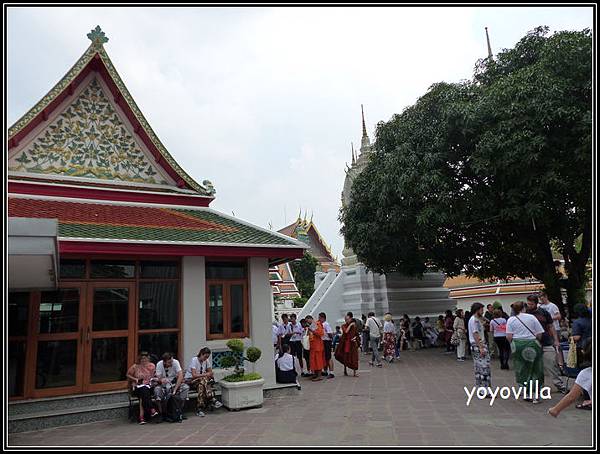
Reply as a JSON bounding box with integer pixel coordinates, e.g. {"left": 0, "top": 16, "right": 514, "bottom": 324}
{"left": 506, "top": 313, "right": 544, "bottom": 340}
{"left": 322, "top": 321, "right": 333, "bottom": 341}
{"left": 277, "top": 322, "right": 293, "bottom": 338}
{"left": 272, "top": 325, "right": 279, "bottom": 345}
{"left": 468, "top": 316, "right": 485, "bottom": 344}
{"left": 539, "top": 302, "right": 560, "bottom": 331}
{"left": 365, "top": 317, "right": 382, "bottom": 337}
{"left": 489, "top": 317, "right": 508, "bottom": 337}
{"left": 384, "top": 320, "right": 395, "bottom": 333}
{"left": 155, "top": 358, "right": 183, "bottom": 381}
{"left": 184, "top": 356, "right": 212, "bottom": 380}
{"left": 290, "top": 322, "right": 304, "bottom": 341}
{"left": 275, "top": 353, "right": 297, "bottom": 372}
{"left": 575, "top": 367, "right": 592, "bottom": 400}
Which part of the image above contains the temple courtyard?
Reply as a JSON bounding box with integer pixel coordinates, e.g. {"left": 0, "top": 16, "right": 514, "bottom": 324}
{"left": 9, "top": 348, "right": 592, "bottom": 447}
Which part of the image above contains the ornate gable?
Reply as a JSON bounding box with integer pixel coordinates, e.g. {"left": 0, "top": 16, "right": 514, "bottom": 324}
{"left": 9, "top": 78, "right": 171, "bottom": 185}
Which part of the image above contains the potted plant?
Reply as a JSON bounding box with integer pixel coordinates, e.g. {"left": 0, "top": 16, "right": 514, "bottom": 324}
{"left": 218, "top": 339, "right": 264, "bottom": 410}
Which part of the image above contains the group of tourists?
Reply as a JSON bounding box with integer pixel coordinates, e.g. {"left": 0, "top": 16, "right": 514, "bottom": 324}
{"left": 273, "top": 311, "right": 361, "bottom": 384}
{"left": 462, "top": 292, "right": 592, "bottom": 415}
{"left": 126, "top": 349, "right": 223, "bottom": 425}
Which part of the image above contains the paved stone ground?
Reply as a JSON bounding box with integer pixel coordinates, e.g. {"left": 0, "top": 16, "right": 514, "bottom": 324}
{"left": 9, "top": 348, "right": 593, "bottom": 447}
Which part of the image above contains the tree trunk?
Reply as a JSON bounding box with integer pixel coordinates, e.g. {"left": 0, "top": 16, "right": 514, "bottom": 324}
{"left": 534, "top": 229, "right": 565, "bottom": 314}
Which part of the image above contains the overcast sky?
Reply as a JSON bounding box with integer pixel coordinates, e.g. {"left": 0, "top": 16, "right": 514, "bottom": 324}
{"left": 7, "top": 6, "right": 593, "bottom": 259}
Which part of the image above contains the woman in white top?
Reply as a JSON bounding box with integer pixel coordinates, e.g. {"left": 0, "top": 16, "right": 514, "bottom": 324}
{"left": 453, "top": 309, "right": 467, "bottom": 361}
{"left": 382, "top": 313, "right": 396, "bottom": 363}
{"left": 490, "top": 309, "right": 510, "bottom": 370}
{"left": 506, "top": 301, "right": 545, "bottom": 402}
{"left": 468, "top": 303, "right": 492, "bottom": 393}
{"left": 185, "top": 347, "right": 222, "bottom": 416}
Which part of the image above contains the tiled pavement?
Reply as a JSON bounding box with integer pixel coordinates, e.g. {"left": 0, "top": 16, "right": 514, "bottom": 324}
{"left": 8, "top": 348, "right": 593, "bottom": 447}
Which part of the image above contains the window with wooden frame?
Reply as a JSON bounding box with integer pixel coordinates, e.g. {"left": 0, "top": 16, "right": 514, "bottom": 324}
{"left": 206, "top": 261, "right": 249, "bottom": 340}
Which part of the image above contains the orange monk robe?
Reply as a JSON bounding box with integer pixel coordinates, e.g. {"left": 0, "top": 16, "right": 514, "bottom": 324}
{"left": 309, "top": 320, "right": 326, "bottom": 372}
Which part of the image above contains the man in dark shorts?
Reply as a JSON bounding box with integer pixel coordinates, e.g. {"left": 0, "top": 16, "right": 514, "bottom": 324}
{"left": 288, "top": 313, "right": 305, "bottom": 375}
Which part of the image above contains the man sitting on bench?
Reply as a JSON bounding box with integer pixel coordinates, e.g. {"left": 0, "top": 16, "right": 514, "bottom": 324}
{"left": 154, "top": 352, "right": 189, "bottom": 421}
{"left": 184, "top": 347, "right": 222, "bottom": 417}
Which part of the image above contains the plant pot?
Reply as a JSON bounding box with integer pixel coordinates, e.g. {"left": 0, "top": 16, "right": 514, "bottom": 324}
{"left": 219, "top": 378, "right": 265, "bottom": 410}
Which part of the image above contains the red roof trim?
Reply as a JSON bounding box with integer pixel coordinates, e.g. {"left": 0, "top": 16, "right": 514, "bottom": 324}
{"left": 59, "top": 241, "right": 305, "bottom": 259}
{"left": 9, "top": 181, "right": 212, "bottom": 207}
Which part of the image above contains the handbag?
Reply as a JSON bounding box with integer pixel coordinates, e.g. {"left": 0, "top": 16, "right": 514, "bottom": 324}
{"left": 566, "top": 336, "right": 578, "bottom": 368}
{"left": 450, "top": 331, "right": 460, "bottom": 346}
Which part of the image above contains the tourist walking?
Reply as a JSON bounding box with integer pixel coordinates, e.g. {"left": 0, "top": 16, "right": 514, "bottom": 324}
{"left": 361, "top": 314, "right": 370, "bottom": 354}
{"left": 365, "top": 312, "right": 383, "bottom": 367}
{"left": 305, "top": 315, "right": 326, "bottom": 381}
{"left": 383, "top": 313, "right": 396, "bottom": 362}
{"left": 334, "top": 312, "right": 360, "bottom": 377}
{"left": 506, "top": 301, "right": 545, "bottom": 403}
{"left": 468, "top": 303, "right": 492, "bottom": 393}
{"left": 453, "top": 309, "right": 467, "bottom": 361}
{"left": 526, "top": 294, "right": 567, "bottom": 394}
{"left": 489, "top": 309, "right": 510, "bottom": 370}
{"left": 319, "top": 312, "right": 335, "bottom": 379}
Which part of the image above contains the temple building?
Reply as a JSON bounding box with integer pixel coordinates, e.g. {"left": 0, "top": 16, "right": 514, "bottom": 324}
{"left": 298, "top": 106, "right": 455, "bottom": 322}
{"left": 7, "top": 26, "right": 306, "bottom": 406}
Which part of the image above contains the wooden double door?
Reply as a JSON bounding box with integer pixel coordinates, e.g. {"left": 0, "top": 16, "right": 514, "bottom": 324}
{"left": 25, "top": 281, "right": 136, "bottom": 398}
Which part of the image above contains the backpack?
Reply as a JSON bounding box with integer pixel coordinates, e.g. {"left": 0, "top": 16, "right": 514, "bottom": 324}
{"left": 165, "top": 393, "right": 184, "bottom": 423}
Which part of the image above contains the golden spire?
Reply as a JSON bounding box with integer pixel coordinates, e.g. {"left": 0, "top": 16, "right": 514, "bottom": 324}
{"left": 351, "top": 142, "right": 356, "bottom": 165}
{"left": 485, "top": 27, "right": 493, "bottom": 59}
{"left": 361, "top": 104, "right": 367, "bottom": 139}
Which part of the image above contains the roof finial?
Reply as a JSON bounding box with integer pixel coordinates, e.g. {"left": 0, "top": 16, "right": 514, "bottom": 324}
{"left": 87, "top": 25, "right": 109, "bottom": 47}
{"left": 351, "top": 142, "right": 356, "bottom": 165}
{"left": 485, "top": 27, "right": 493, "bottom": 59}
{"left": 360, "top": 104, "right": 371, "bottom": 150}
{"left": 297, "top": 208, "right": 302, "bottom": 221}
{"left": 310, "top": 211, "right": 313, "bottom": 224}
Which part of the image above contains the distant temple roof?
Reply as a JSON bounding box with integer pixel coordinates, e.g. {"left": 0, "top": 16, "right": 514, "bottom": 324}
{"left": 278, "top": 216, "right": 339, "bottom": 271}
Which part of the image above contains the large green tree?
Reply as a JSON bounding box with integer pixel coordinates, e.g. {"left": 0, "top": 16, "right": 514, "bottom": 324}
{"left": 290, "top": 252, "right": 319, "bottom": 299}
{"left": 340, "top": 27, "right": 591, "bottom": 314}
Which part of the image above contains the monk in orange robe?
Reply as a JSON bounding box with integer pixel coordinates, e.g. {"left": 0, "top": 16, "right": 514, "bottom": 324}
{"left": 306, "top": 315, "right": 325, "bottom": 381}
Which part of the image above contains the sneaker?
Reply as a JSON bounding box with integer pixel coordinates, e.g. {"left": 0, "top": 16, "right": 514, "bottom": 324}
{"left": 376, "top": 363, "right": 383, "bottom": 368}
{"left": 212, "top": 400, "right": 223, "bottom": 409}
{"left": 321, "top": 372, "right": 328, "bottom": 377}
{"left": 138, "top": 417, "right": 146, "bottom": 425}
{"left": 457, "top": 358, "right": 465, "bottom": 362}
{"left": 327, "top": 373, "right": 335, "bottom": 379}
{"left": 196, "top": 410, "right": 206, "bottom": 417}
{"left": 532, "top": 399, "right": 541, "bottom": 404}
{"left": 368, "top": 361, "right": 374, "bottom": 366}
{"left": 150, "top": 409, "right": 159, "bottom": 418}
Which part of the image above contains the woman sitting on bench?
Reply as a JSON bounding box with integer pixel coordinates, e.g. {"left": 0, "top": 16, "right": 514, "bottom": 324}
{"left": 184, "top": 347, "right": 222, "bottom": 417}
{"left": 126, "top": 351, "right": 158, "bottom": 424}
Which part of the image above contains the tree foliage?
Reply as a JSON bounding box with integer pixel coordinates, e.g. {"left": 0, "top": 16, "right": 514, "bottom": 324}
{"left": 340, "top": 26, "right": 591, "bottom": 312}
{"left": 290, "top": 252, "right": 319, "bottom": 299}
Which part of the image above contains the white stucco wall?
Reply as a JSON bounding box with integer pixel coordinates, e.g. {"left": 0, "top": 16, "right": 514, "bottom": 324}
{"left": 181, "top": 256, "right": 206, "bottom": 368}
{"left": 249, "top": 257, "right": 277, "bottom": 387}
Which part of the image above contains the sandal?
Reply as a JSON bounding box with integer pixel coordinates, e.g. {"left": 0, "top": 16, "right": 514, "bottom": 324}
{"left": 576, "top": 403, "right": 592, "bottom": 410}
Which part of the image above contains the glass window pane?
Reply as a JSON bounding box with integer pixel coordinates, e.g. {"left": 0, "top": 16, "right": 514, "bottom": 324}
{"left": 9, "top": 341, "right": 26, "bottom": 397}
{"left": 39, "top": 289, "right": 80, "bottom": 334}
{"left": 9, "top": 292, "right": 29, "bottom": 337}
{"left": 59, "top": 259, "right": 86, "bottom": 279}
{"left": 93, "top": 288, "right": 129, "bottom": 331}
{"left": 138, "top": 333, "right": 179, "bottom": 360}
{"left": 90, "top": 338, "right": 128, "bottom": 384}
{"left": 140, "top": 261, "right": 179, "bottom": 279}
{"left": 90, "top": 261, "right": 135, "bottom": 279}
{"left": 231, "top": 284, "right": 244, "bottom": 333}
{"left": 139, "top": 282, "right": 178, "bottom": 330}
{"left": 36, "top": 340, "right": 77, "bottom": 389}
{"left": 209, "top": 285, "right": 224, "bottom": 334}
{"left": 206, "top": 262, "right": 246, "bottom": 280}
